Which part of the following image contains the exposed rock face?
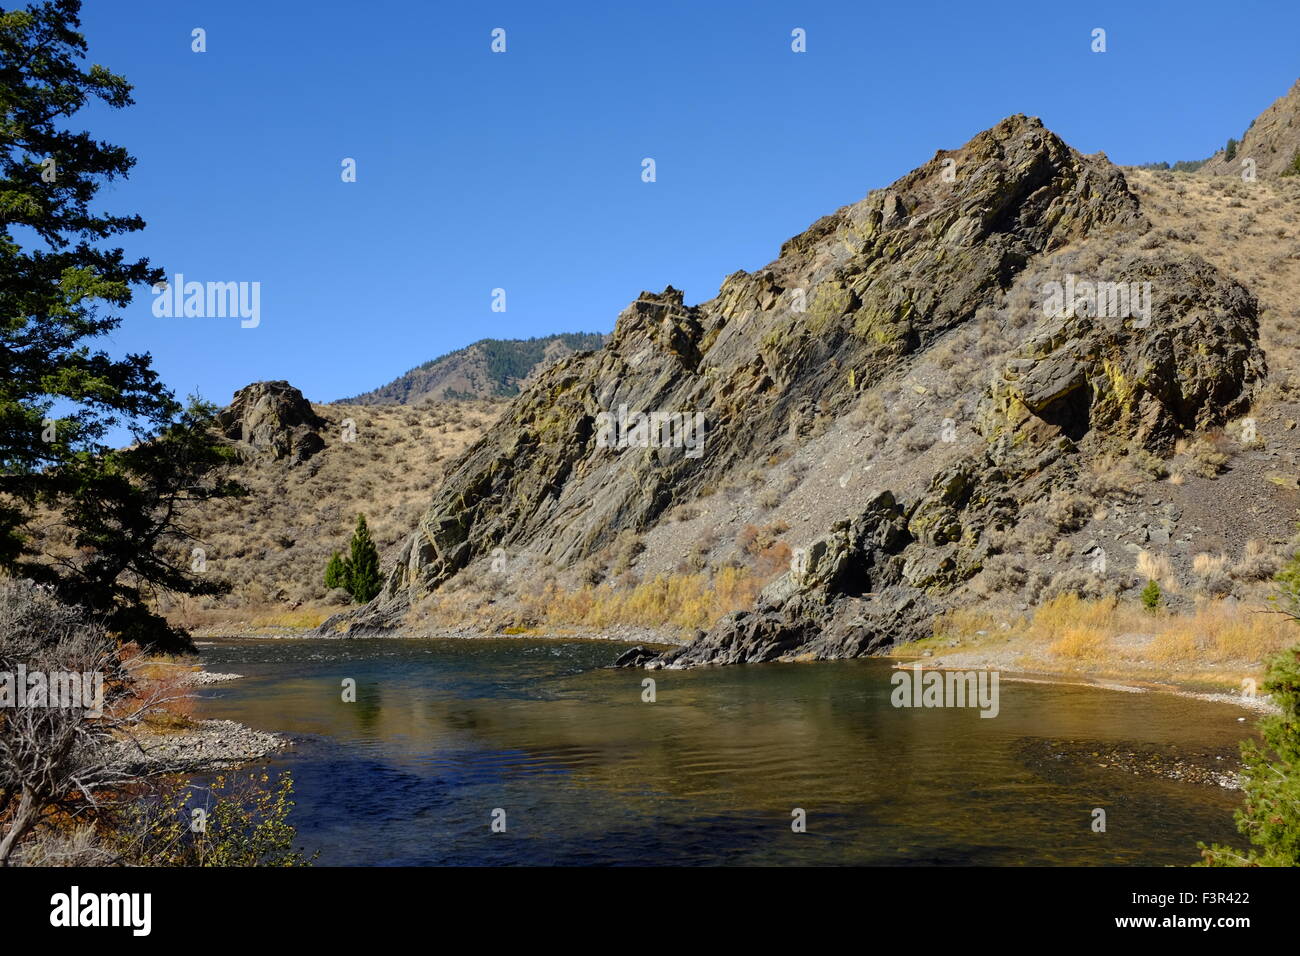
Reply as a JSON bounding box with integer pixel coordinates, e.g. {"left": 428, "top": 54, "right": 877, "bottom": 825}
{"left": 321, "top": 115, "right": 1265, "bottom": 657}
{"left": 984, "top": 251, "right": 1262, "bottom": 452}
{"left": 216, "top": 381, "right": 326, "bottom": 464}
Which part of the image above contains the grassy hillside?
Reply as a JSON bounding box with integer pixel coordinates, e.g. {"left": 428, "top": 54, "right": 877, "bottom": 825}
{"left": 158, "top": 398, "right": 505, "bottom": 630}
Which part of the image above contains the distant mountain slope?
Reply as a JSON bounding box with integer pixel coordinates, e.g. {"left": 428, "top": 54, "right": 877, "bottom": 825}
{"left": 1139, "top": 78, "right": 1300, "bottom": 178}
{"left": 183, "top": 382, "right": 505, "bottom": 614}
{"left": 343, "top": 333, "right": 608, "bottom": 405}
{"left": 1200, "top": 78, "right": 1300, "bottom": 178}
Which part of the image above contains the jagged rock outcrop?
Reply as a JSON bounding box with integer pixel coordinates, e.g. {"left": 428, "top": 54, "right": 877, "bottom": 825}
{"left": 320, "top": 114, "right": 1265, "bottom": 656}
{"left": 983, "top": 251, "right": 1262, "bottom": 451}
{"left": 216, "top": 381, "right": 326, "bottom": 464}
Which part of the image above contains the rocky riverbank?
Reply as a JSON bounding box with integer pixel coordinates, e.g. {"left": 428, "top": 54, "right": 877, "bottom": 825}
{"left": 183, "top": 670, "right": 244, "bottom": 685}
{"left": 112, "top": 718, "right": 289, "bottom": 775}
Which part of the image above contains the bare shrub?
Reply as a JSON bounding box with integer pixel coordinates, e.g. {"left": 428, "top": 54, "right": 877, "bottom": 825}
{"left": 1080, "top": 453, "right": 1147, "bottom": 498}
{"left": 609, "top": 530, "right": 646, "bottom": 575}
{"left": 0, "top": 580, "right": 172, "bottom": 865}
{"left": 1177, "top": 432, "right": 1231, "bottom": 478}
{"left": 1044, "top": 491, "right": 1091, "bottom": 533}
{"left": 1136, "top": 549, "right": 1178, "bottom": 593}
{"left": 1192, "top": 552, "right": 1233, "bottom": 597}
{"left": 1232, "top": 539, "right": 1281, "bottom": 582}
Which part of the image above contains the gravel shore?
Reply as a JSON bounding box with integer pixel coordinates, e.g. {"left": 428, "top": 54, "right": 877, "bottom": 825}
{"left": 184, "top": 670, "right": 244, "bottom": 685}
{"left": 112, "top": 718, "right": 288, "bottom": 774}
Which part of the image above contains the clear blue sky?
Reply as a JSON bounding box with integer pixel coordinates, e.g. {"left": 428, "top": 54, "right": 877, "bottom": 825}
{"left": 75, "top": 0, "right": 1299, "bottom": 408}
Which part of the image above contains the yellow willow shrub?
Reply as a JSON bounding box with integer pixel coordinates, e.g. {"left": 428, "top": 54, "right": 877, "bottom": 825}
{"left": 1046, "top": 624, "right": 1110, "bottom": 662}
{"left": 1029, "top": 594, "right": 1119, "bottom": 644}
{"left": 1025, "top": 595, "right": 1293, "bottom": 666}
{"left": 256, "top": 609, "right": 329, "bottom": 629}
{"left": 1143, "top": 603, "right": 1286, "bottom": 665}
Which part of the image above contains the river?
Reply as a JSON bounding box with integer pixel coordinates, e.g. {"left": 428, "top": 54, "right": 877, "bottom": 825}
{"left": 193, "top": 636, "right": 1247, "bottom": 865}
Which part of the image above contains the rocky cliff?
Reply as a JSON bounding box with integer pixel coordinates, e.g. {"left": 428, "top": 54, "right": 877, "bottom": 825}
{"left": 319, "top": 115, "right": 1265, "bottom": 662}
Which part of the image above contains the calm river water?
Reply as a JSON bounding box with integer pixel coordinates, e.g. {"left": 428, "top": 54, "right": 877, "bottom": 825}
{"left": 193, "top": 636, "right": 1247, "bottom": 866}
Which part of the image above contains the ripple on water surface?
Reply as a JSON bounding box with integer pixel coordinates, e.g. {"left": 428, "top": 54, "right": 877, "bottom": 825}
{"left": 192, "top": 637, "right": 1248, "bottom": 865}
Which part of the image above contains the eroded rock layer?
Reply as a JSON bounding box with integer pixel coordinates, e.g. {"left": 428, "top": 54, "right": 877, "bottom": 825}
{"left": 320, "top": 115, "right": 1265, "bottom": 663}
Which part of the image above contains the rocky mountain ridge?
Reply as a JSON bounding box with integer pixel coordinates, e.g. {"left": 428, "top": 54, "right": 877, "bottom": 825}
{"left": 314, "top": 112, "right": 1266, "bottom": 665}
{"left": 342, "top": 333, "right": 608, "bottom": 405}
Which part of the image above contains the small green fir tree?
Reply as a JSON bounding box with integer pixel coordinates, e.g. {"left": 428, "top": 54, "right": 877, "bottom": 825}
{"left": 345, "top": 514, "right": 382, "bottom": 603}
{"left": 1140, "top": 579, "right": 1161, "bottom": 612}
{"left": 324, "top": 551, "right": 347, "bottom": 590}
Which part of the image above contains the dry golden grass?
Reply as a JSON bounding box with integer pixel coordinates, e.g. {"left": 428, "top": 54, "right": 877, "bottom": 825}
{"left": 528, "top": 567, "right": 766, "bottom": 632}
{"left": 1047, "top": 624, "right": 1111, "bottom": 660}
{"left": 413, "top": 566, "right": 770, "bottom": 636}
{"left": 919, "top": 592, "right": 1297, "bottom": 687}
{"left": 116, "top": 644, "right": 199, "bottom": 731}
{"left": 1136, "top": 549, "right": 1178, "bottom": 592}
{"left": 174, "top": 398, "right": 503, "bottom": 616}
{"left": 1128, "top": 169, "right": 1300, "bottom": 390}
{"left": 1192, "top": 552, "right": 1228, "bottom": 577}
{"left": 177, "top": 604, "right": 332, "bottom": 634}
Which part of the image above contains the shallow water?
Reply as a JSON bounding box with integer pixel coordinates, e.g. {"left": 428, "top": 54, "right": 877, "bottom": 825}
{"left": 193, "top": 636, "right": 1248, "bottom": 866}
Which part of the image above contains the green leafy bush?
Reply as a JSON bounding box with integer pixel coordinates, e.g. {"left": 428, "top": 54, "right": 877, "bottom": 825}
{"left": 114, "top": 771, "right": 315, "bottom": 866}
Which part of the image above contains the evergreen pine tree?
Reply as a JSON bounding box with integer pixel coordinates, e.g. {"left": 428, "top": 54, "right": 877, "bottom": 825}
{"left": 324, "top": 551, "right": 347, "bottom": 591}
{"left": 345, "top": 514, "right": 382, "bottom": 603}
{"left": 0, "top": 2, "right": 242, "bottom": 651}
{"left": 1200, "top": 551, "right": 1300, "bottom": 865}
{"left": 1199, "top": 643, "right": 1300, "bottom": 865}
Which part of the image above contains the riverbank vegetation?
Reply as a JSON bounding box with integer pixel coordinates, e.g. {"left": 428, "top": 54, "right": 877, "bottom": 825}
{"left": 1199, "top": 640, "right": 1300, "bottom": 865}
{"left": 1200, "top": 548, "right": 1300, "bottom": 865}
{"left": 0, "top": 579, "right": 310, "bottom": 866}
{"left": 408, "top": 565, "right": 770, "bottom": 637}
{"left": 904, "top": 593, "right": 1297, "bottom": 690}
{"left": 0, "top": 1, "right": 307, "bottom": 867}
